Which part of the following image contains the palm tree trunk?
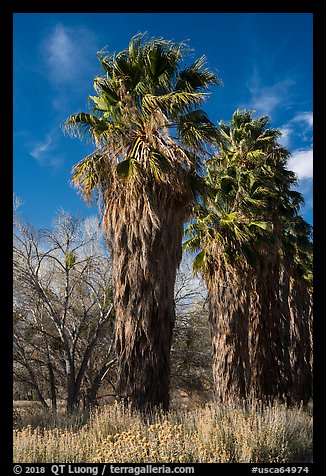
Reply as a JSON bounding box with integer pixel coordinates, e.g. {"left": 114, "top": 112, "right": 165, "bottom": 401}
{"left": 287, "top": 272, "right": 313, "bottom": 403}
{"left": 206, "top": 254, "right": 251, "bottom": 401}
{"left": 105, "top": 183, "right": 186, "bottom": 412}
{"left": 207, "top": 249, "right": 296, "bottom": 403}
{"left": 249, "top": 252, "right": 292, "bottom": 402}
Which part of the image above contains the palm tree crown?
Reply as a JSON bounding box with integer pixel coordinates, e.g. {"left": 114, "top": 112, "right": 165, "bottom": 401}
{"left": 64, "top": 33, "right": 221, "bottom": 206}
{"left": 185, "top": 109, "right": 308, "bottom": 273}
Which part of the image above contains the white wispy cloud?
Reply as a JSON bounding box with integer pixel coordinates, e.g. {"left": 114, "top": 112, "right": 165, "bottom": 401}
{"left": 246, "top": 74, "right": 295, "bottom": 117}
{"left": 291, "top": 111, "right": 313, "bottom": 142}
{"left": 290, "top": 163, "right": 313, "bottom": 224}
{"left": 278, "top": 127, "right": 293, "bottom": 147}
{"left": 279, "top": 111, "right": 313, "bottom": 147}
{"left": 292, "top": 111, "right": 313, "bottom": 128}
{"left": 28, "top": 131, "right": 64, "bottom": 169}
{"left": 46, "top": 25, "right": 75, "bottom": 83}
{"left": 287, "top": 147, "right": 313, "bottom": 180}
{"left": 280, "top": 112, "right": 313, "bottom": 222}
{"left": 41, "top": 24, "right": 98, "bottom": 87}
{"left": 30, "top": 134, "right": 53, "bottom": 161}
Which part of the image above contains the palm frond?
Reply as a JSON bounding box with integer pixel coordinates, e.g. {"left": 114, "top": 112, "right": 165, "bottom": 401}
{"left": 144, "top": 38, "right": 187, "bottom": 80}
{"left": 148, "top": 150, "right": 173, "bottom": 181}
{"left": 178, "top": 109, "right": 218, "bottom": 149}
{"left": 142, "top": 91, "right": 207, "bottom": 116}
{"left": 246, "top": 149, "right": 266, "bottom": 161}
{"left": 182, "top": 235, "right": 202, "bottom": 253}
{"left": 115, "top": 157, "right": 139, "bottom": 180}
{"left": 71, "top": 153, "right": 112, "bottom": 203}
{"left": 146, "top": 43, "right": 176, "bottom": 79}
{"left": 96, "top": 52, "right": 114, "bottom": 76}
{"left": 128, "top": 32, "right": 147, "bottom": 62}
{"left": 63, "top": 113, "right": 114, "bottom": 145}
{"left": 92, "top": 78, "right": 121, "bottom": 105}
{"left": 176, "top": 55, "right": 221, "bottom": 92}
{"left": 185, "top": 171, "right": 207, "bottom": 202}
{"left": 192, "top": 249, "right": 208, "bottom": 273}
{"left": 113, "top": 53, "right": 142, "bottom": 90}
{"left": 248, "top": 220, "right": 272, "bottom": 231}
{"left": 89, "top": 95, "right": 110, "bottom": 112}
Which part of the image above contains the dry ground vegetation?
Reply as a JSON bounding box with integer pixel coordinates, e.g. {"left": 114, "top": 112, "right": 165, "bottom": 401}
{"left": 13, "top": 397, "right": 312, "bottom": 464}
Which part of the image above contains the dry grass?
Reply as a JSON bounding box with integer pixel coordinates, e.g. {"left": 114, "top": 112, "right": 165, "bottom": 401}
{"left": 13, "top": 399, "right": 312, "bottom": 463}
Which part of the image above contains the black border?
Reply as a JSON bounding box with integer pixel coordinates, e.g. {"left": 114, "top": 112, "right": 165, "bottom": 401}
{"left": 3, "top": 1, "right": 320, "bottom": 474}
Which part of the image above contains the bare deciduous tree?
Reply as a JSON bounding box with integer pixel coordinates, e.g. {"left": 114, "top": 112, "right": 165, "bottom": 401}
{"left": 172, "top": 259, "right": 213, "bottom": 401}
{"left": 13, "top": 210, "right": 116, "bottom": 415}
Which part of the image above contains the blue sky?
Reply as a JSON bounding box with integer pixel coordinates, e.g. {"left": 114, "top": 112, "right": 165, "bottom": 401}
{"left": 13, "top": 13, "right": 313, "bottom": 229}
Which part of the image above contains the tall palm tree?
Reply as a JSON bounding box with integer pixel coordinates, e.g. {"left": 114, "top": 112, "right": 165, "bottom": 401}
{"left": 185, "top": 128, "right": 274, "bottom": 400}
{"left": 63, "top": 34, "right": 220, "bottom": 411}
{"left": 185, "top": 110, "right": 312, "bottom": 402}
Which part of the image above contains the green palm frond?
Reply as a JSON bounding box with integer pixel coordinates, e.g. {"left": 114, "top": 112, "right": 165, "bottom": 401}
{"left": 64, "top": 113, "right": 108, "bottom": 136}
{"left": 89, "top": 95, "right": 111, "bottom": 112}
{"left": 115, "top": 157, "right": 139, "bottom": 180}
{"left": 71, "top": 153, "right": 112, "bottom": 203}
{"left": 142, "top": 90, "right": 207, "bottom": 116}
{"left": 178, "top": 109, "right": 218, "bottom": 149}
{"left": 96, "top": 51, "right": 114, "bottom": 76}
{"left": 192, "top": 249, "right": 208, "bottom": 273}
{"left": 186, "top": 172, "right": 207, "bottom": 202}
{"left": 113, "top": 54, "right": 143, "bottom": 92}
{"left": 246, "top": 149, "right": 266, "bottom": 161}
{"left": 146, "top": 43, "right": 176, "bottom": 79}
{"left": 144, "top": 38, "right": 186, "bottom": 77}
{"left": 231, "top": 109, "right": 254, "bottom": 129}
{"left": 148, "top": 150, "right": 173, "bottom": 181}
{"left": 128, "top": 32, "right": 147, "bottom": 61}
{"left": 242, "top": 196, "right": 268, "bottom": 211}
{"left": 217, "top": 125, "right": 232, "bottom": 144}
{"left": 219, "top": 213, "right": 250, "bottom": 243}
{"left": 63, "top": 113, "right": 118, "bottom": 146}
{"left": 92, "top": 78, "right": 121, "bottom": 105}
{"left": 256, "top": 134, "right": 279, "bottom": 143}
{"left": 248, "top": 220, "right": 272, "bottom": 231}
{"left": 287, "top": 189, "right": 304, "bottom": 209}
{"left": 182, "top": 235, "right": 202, "bottom": 253}
{"left": 176, "top": 55, "right": 221, "bottom": 92}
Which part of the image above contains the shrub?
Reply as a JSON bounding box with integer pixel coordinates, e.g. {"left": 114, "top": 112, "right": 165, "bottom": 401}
{"left": 13, "top": 399, "right": 313, "bottom": 463}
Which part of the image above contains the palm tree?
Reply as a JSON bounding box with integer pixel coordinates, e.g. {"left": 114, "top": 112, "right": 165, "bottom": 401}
{"left": 185, "top": 110, "right": 312, "bottom": 402}
{"left": 184, "top": 128, "right": 274, "bottom": 400}
{"left": 63, "top": 34, "right": 220, "bottom": 411}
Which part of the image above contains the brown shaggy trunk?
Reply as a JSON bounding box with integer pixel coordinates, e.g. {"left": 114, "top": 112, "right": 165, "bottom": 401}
{"left": 207, "top": 246, "right": 297, "bottom": 403}
{"left": 104, "top": 181, "right": 187, "bottom": 412}
{"left": 249, "top": 252, "right": 293, "bottom": 402}
{"left": 287, "top": 272, "right": 313, "bottom": 403}
{"left": 206, "top": 251, "right": 251, "bottom": 401}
